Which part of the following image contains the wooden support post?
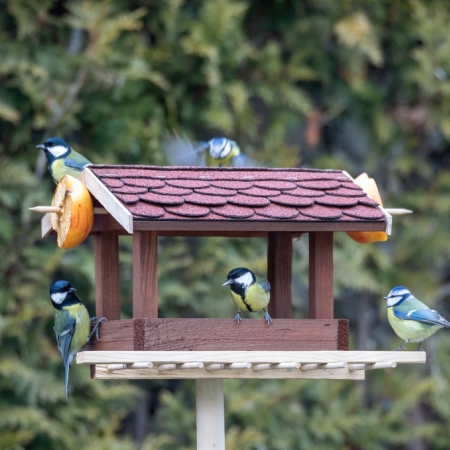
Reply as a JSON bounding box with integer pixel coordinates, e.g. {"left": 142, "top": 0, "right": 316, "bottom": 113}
{"left": 133, "top": 231, "right": 158, "bottom": 318}
{"left": 196, "top": 379, "right": 225, "bottom": 450}
{"left": 94, "top": 232, "right": 120, "bottom": 320}
{"left": 267, "top": 232, "right": 293, "bottom": 318}
{"left": 309, "top": 232, "right": 334, "bottom": 319}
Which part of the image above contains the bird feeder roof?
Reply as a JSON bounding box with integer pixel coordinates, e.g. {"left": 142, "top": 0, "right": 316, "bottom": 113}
{"left": 81, "top": 165, "right": 390, "bottom": 234}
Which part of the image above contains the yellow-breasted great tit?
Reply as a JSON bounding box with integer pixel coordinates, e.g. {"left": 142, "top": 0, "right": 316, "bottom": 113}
{"left": 385, "top": 286, "right": 450, "bottom": 351}
{"left": 223, "top": 267, "right": 272, "bottom": 324}
{"left": 163, "top": 133, "right": 254, "bottom": 167}
{"left": 37, "top": 137, "right": 91, "bottom": 183}
{"left": 50, "top": 280, "right": 105, "bottom": 399}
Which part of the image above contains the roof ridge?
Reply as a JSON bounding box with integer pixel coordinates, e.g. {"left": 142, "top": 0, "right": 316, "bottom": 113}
{"left": 89, "top": 164, "right": 343, "bottom": 173}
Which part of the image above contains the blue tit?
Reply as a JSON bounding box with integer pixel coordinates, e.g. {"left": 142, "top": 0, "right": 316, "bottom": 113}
{"left": 223, "top": 268, "right": 272, "bottom": 324}
{"left": 384, "top": 286, "right": 450, "bottom": 351}
{"left": 50, "top": 280, "right": 105, "bottom": 399}
{"left": 37, "top": 137, "right": 91, "bottom": 183}
{"left": 203, "top": 137, "right": 242, "bottom": 167}
{"left": 163, "top": 133, "right": 254, "bottom": 167}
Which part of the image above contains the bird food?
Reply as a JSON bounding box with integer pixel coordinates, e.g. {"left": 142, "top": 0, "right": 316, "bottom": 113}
{"left": 50, "top": 175, "right": 94, "bottom": 248}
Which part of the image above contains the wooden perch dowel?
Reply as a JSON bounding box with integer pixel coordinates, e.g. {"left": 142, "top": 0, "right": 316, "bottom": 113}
{"left": 226, "top": 362, "right": 252, "bottom": 370}
{"left": 348, "top": 361, "right": 397, "bottom": 372}
{"left": 30, "top": 206, "right": 61, "bottom": 213}
{"left": 383, "top": 208, "right": 412, "bottom": 215}
{"left": 180, "top": 362, "right": 204, "bottom": 370}
{"left": 253, "top": 362, "right": 301, "bottom": 371}
{"left": 107, "top": 362, "right": 153, "bottom": 371}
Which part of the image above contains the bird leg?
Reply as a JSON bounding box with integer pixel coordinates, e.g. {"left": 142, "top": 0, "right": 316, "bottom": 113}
{"left": 416, "top": 342, "right": 425, "bottom": 352}
{"left": 89, "top": 317, "right": 107, "bottom": 341}
{"left": 395, "top": 340, "right": 408, "bottom": 351}
{"left": 263, "top": 309, "right": 272, "bottom": 325}
{"left": 234, "top": 312, "right": 242, "bottom": 324}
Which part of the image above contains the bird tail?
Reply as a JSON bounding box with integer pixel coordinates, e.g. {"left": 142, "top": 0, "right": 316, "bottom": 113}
{"left": 64, "top": 357, "right": 70, "bottom": 400}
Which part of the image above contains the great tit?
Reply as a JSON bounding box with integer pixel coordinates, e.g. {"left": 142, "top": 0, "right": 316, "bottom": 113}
{"left": 50, "top": 280, "right": 105, "bottom": 399}
{"left": 223, "top": 268, "right": 272, "bottom": 324}
{"left": 37, "top": 137, "right": 91, "bottom": 183}
{"left": 385, "top": 286, "right": 450, "bottom": 351}
{"left": 163, "top": 133, "right": 253, "bottom": 167}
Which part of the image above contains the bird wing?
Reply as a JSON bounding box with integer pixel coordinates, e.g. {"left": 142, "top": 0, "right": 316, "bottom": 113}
{"left": 393, "top": 308, "right": 450, "bottom": 327}
{"left": 257, "top": 277, "right": 270, "bottom": 293}
{"left": 162, "top": 133, "right": 205, "bottom": 166}
{"left": 231, "top": 154, "right": 256, "bottom": 167}
{"left": 63, "top": 152, "right": 91, "bottom": 170}
{"left": 55, "top": 315, "right": 76, "bottom": 364}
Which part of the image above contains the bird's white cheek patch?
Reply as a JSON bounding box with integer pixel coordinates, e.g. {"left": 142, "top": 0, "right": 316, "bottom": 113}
{"left": 51, "top": 292, "right": 66, "bottom": 304}
{"left": 48, "top": 145, "right": 68, "bottom": 158}
{"left": 235, "top": 272, "right": 253, "bottom": 287}
{"left": 386, "top": 296, "right": 401, "bottom": 307}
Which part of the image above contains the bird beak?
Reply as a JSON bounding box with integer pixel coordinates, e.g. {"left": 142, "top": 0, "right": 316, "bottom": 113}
{"left": 383, "top": 296, "right": 388, "bottom": 299}
{"left": 36, "top": 144, "right": 46, "bottom": 150}
{"left": 222, "top": 279, "right": 233, "bottom": 286}
{"left": 69, "top": 287, "right": 77, "bottom": 292}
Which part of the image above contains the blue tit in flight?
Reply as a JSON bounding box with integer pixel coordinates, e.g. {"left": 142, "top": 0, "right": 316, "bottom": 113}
{"left": 385, "top": 286, "right": 450, "bottom": 351}
{"left": 37, "top": 137, "right": 91, "bottom": 183}
{"left": 202, "top": 137, "right": 242, "bottom": 167}
{"left": 163, "top": 133, "right": 254, "bottom": 167}
{"left": 223, "top": 268, "right": 272, "bottom": 324}
{"left": 50, "top": 280, "right": 105, "bottom": 399}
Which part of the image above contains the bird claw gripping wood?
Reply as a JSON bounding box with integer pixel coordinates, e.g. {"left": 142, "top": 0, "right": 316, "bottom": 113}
{"left": 89, "top": 317, "right": 107, "bottom": 341}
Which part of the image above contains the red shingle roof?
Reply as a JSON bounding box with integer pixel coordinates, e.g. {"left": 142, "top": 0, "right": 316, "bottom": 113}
{"left": 89, "top": 165, "right": 386, "bottom": 223}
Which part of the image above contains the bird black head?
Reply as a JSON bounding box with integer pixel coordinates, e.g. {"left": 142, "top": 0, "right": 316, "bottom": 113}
{"left": 49, "top": 280, "right": 79, "bottom": 308}
{"left": 36, "top": 137, "right": 71, "bottom": 161}
{"left": 223, "top": 268, "right": 255, "bottom": 288}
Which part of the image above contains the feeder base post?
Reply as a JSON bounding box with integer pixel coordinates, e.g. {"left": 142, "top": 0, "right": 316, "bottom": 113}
{"left": 196, "top": 379, "right": 225, "bottom": 450}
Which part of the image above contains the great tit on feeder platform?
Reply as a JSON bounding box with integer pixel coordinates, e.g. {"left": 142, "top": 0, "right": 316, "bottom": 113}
{"left": 223, "top": 268, "right": 272, "bottom": 324}
{"left": 385, "top": 286, "right": 450, "bottom": 351}
{"left": 50, "top": 280, "right": 105, "bottom": 399}
{"left": 37, "top": 137, "right": 91, "bottom": 183}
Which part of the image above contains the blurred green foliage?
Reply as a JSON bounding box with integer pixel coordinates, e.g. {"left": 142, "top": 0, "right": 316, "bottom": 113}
{"left": 2, "top": 0, "right": 450, "bottom": 448}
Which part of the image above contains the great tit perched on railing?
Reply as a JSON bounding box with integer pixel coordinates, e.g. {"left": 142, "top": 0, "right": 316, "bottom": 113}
{"left": 223, "top": 268, "right": 272, "bottom": 324}
{"left": 163, "top": 133, "right": 254, "bottom": 167}
{"left": 37, "top": 137, "right": 91, "bottom": 183}
{"left": 50, "top": 280, "right": 105, "bottom": 399}
{"left": 385, "top": 286, "right": 450, "bottom": 351}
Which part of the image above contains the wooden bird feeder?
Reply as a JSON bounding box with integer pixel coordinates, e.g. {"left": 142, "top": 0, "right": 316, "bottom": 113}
{"left": 38, "top": 165, "right": 424, "bottom": 449}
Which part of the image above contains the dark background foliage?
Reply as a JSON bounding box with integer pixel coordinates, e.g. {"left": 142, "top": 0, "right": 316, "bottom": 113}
{"left": 1, "top": 1, "right": 450, "bottom": 448}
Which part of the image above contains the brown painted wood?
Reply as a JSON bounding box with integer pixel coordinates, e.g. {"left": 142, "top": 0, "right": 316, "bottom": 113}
{"left": 133, "top": 231, "right": 158, "bottom": 318}
{"left": 132, "top": 318, "right": 348, "bottom": 351}
{"left": 84, "top": 319, "right": 348, "bottom": 351}
{"left": 133, "top": 220, "right": 385, "bottom": 233}
{"left": 94, "top": 231, "right": 121, "bottom": 320}
{"left": 267, "top": 232, "right": 293, "bottom": 318}
{"left": 86, "top": 319, "right": 134, "bottom": 351}
{"left": 158, "top": 231, "right": 268, "bottom": 237}
{"left": 309, "top": 232, "right": 334, "bottom": 319}
{"left": 92, "top": 214, "right": 128, "bottom": 233}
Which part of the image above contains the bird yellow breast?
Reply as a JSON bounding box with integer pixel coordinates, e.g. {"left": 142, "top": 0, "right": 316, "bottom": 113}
{"left": 230, "top": 284, "right": 270, "bottom": 313}
{"left": 387, "top": 307, "right": 440, "bottom": 342}
{"left": 51, "top": 159, "right": 82, "bottom": 182}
